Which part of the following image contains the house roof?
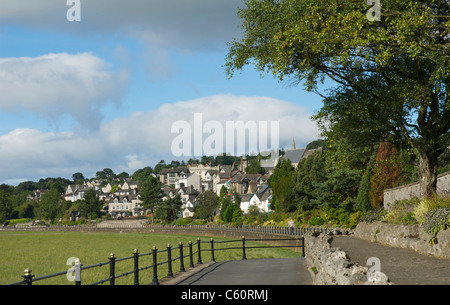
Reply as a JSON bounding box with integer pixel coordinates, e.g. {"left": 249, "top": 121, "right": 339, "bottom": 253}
{"left": 159, "top": 167, "right": 189, "bottom": 175}
{"left": 240, "top": 193, "right": 254, "bottom": 202}
{"left": 283, "top": 148, "right": 305, "bottom": 164}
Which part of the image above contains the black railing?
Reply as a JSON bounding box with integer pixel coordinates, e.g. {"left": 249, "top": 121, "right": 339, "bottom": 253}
{"left": 7, "top": 236, "right": 305, "bottom": 285}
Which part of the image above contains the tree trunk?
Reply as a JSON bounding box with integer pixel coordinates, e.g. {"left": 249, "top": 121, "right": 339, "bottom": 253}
{"left": 418, "top": 149, "right": 439, "bottom": 197}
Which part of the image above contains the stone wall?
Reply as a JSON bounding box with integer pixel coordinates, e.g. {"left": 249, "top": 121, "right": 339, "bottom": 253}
{"left": 383, "top": 171, "right": 450, "bottom": 208}
{"left": 354, "top": 221, "right": 450, "bottom": 259}
{"left": 304, "top": 233, "right": 391, "bottom": 285}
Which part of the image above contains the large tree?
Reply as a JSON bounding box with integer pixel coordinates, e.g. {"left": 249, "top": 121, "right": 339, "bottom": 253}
{"left": 79, "top": 189, "right": 101, "bottom": 220}
{"left": 39, "top": 188, "right": 62, "bottom": 222}
{"left": 268, "top": 158, "right": 296, "bottom": 212}
{"left": 0, "top": 187, "right": 13, "bottom": 223}
{"left": 194, "top": 191, "right": 219, "bottom": 221}
{"left": 156, "top": 194, "right": 183, "bottom": 222}
{"left": 139, "top": 175, "right": 163, "bottom": 224}
{"left": 226, "top": 0, "right": 449, "bottom": 196}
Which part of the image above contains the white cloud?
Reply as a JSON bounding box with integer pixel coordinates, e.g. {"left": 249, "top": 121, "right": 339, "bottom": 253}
{"left": 0, "top": 0, "right": 243, "bottom": 51}
{"left": 0, "top": 1, "right": 243, "bottom": 81}
{"left": 0, "top": 94, "right": 319, "bottom": 184}
{"left": 0, "top": 52, "right": 129, "bottom": 130}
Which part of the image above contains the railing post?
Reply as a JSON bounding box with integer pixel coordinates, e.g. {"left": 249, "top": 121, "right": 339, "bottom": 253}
{"left": 302, "top": 236, "right": 305, "bottom": 258}
{"left": 109, "top": 253, "right": 116, "bottom": 285}
{"left": 167, "top": 244, "right": 174, "bottom": 278}
{"left": 242, "top": 236, "right": 247, "bottom": 260}
{"left": 133, "top": 249, "right": 139, "bottom": 285}
{"left": 197, "top": 238, "right": 203, "bottom": 265}
{"left": 189, "top": 241, "right": 194, "bottom": 268}
{"left": 151, "top": 246, "right": 159, "bottom": 285}
{"left": 74, "top": 258, "right": 82, "bottom": 286}
{"left": 179, "top": 242, "right": 185, "bottom": 272}
{"left": 22, "top": 268, "right": 34, "bottom": 285}
{"left": 210, "top": 238, "right": 215, "bottom": 262}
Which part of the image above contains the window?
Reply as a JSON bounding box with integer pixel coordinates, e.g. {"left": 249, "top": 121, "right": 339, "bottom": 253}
{"left": 123, "top": 199, "right": 127, "bottom": 203}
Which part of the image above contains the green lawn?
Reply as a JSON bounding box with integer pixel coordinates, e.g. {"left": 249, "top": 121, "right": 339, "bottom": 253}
{"left": 0, "top": 231, "right": 301, "bottom": 285}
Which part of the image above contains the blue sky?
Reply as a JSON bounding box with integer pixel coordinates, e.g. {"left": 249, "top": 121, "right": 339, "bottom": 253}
{"left": 0, "top": 0, "right": 326, "bottom": 185}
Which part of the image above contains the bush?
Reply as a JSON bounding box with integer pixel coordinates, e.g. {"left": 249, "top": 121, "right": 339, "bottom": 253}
{"left": 349, "top": 211, "right": 362, "bottom": 228}
{"left": 414, "top": 195, "right": 450, "bottom": 224}
{"left": 421, "top": 207, "right": 450, "bottom": 245}
{"left": 173, "top": 217, "right": 193, "bottom": 226}
{"left": 360, "top": 208, "right": 387, "bottom": 223}
{"left": 383, "top": 199, "right": 418, "bottom": 225}
{"left": 268, "top": 212, "right": 289, "bottom": 223}
{"left": 308, "top": 216, "right": 326, "bottom": 226}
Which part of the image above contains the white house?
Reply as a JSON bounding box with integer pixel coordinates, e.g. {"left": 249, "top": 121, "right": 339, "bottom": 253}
{"left": 239, "top": 185, "right": 272, "bottom": 214}
{"left": 64, "top": 184, "right": 91, "bottom": 202}
{"left": 182, "top": 200, "right": 196, "bottom": 218}
{"left": 108, "top": 194, "right": 145, "bottom": 218}
{"left": 175, "top": 172, "right": 201, "bottom": 192}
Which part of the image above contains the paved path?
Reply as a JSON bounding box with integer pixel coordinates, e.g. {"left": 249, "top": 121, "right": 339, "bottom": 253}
{"left": 171, "top": 258, "right": 312, "bottom": 285}
{"left": 332, "top": 236, "right": 450, "bottom": 285}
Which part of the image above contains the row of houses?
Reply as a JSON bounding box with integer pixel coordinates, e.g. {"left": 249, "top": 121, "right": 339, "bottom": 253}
{"left": 63, "top": 144, "right": 319, "bottom": 220}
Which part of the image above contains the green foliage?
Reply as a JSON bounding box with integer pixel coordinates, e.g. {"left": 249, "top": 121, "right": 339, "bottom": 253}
{"left": 140, "top": 175, "right": 163, "bottom": 221}
{"left": 421, "top": 208, "right": 450, "bottom": 245}
{"left": 414, "top": 195, "right": 450, "bottom": 224}
{"left": 292, "top": 150, "right": 326, "bottom": 210}
{"left": 156, "top": 194, "right": 183, "bottom": 222}
{"left": 243, "top": 205, "right": 268, "bottom": 225}
{"left": 268, "top": 158, "right": 296, "bottom": 212}
{"left": 245, "top": 158, "right": 266, "bottom": 174}
{"left": 360, "top": 208, "right": 387, "bottom": 223}
{"left": 131, "top": 166, "right": 154, "bottom": 182}
{"left": 222, "top": 202, "right": 237, "bottom": 223}
{"left": 194, "top": 191, "right": 219, "bottom": 221}
{"left": 39, "top": 188, "right": 63, "bottom": 222}
{"left": 349, "top": 211, "right": 362, "bottom": 228}
{"left": 79, "top": 189, "right": 102, "bottom": 220}
{"left": 355, "top": 167, "right": 373, "bottom": 212}
{"left": 383, "top": 199, "right": 419, "bottom": 225}
{"left": 0, "top": 189, "right": 13, "bottom": 223}
{"left": 227, "top": 0, "right": 450, "bottom": 196}
{"left": 232, "top": 208, "right": 244, "bottom": 226}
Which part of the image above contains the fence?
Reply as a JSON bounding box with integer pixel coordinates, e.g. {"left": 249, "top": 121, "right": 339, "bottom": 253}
{"left": 7, "top": 236, "right": 305, "bottom": 286}
{"left": 1, "top": 224, "right": 332, "bottom": 236}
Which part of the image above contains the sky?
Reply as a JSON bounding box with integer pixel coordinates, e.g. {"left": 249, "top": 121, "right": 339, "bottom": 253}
{"left": 0, "top": 0, "right": 326, "bottom": 185}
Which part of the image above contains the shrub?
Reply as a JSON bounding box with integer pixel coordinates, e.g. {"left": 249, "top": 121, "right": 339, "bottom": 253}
{"left": 421, "top": 207, "right": 450, "bottom": 245}
{"left": 323, "top": 207, "right": 352, "bottom": 227}
{"left": 349, "top": 211, "right": 362, "bottom": 228}
{"left": 383, "top": 198, "right": 419, "bottom": 225}
{"left": 308, "top": 216, "right": 326, "bottom": 226}
{"left": 414, "top": 195, "right": 450, "bottom": 224}
{"left": 360, "top": 208, "right": 387, "bottom": 223}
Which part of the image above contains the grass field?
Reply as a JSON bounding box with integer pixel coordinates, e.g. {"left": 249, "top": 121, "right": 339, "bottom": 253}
{"left": 0, "top": 231, "right": 301, "bottom": 285}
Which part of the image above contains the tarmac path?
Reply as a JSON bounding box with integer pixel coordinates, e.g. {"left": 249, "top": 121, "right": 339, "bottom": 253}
{"left": 331, "top": 236, "right": 450, "bottom": 285}
{"left": 171, "top": 258, "right": 312, "bottom": 285}
{"left": 162, "top": 235, "right": 449, "bottom": 286}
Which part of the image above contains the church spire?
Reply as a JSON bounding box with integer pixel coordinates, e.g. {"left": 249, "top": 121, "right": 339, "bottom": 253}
{"left": 292, "top": 137, "right": 296, "bottom": 150}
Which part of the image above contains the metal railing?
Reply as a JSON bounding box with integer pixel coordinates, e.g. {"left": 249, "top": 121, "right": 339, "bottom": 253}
{"left": 7, "top": 236, "right": 305, "bottom": 285}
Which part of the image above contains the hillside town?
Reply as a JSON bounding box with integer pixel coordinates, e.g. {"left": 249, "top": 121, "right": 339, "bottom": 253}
{"left": 62, "top": 144, "right": 320, "bottom": 221}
